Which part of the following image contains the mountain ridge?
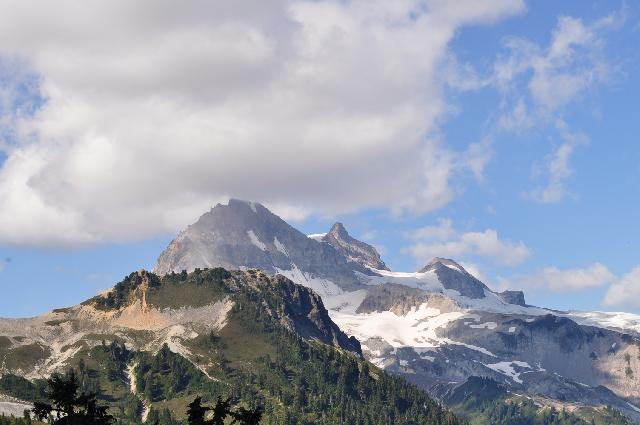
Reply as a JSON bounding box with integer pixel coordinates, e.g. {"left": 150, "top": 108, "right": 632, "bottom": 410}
{"left": 1, "top": 267, "right": 464, "bottom": 424}
{"left": 149, "top": 200, "right": 640, "bottom": 424}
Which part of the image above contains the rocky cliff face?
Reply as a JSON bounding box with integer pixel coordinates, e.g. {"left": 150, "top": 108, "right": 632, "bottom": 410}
{"left": 154, "top": 199, "right": 370, "bottom": 291}
{"left": 419, "top": 258, "right": 489, "bottom": 299}
{"left": 321, "top": 222, "right": 389, "bottom": 270}
{"left": 261, "top": 274, "right": 361, "bottom": 354}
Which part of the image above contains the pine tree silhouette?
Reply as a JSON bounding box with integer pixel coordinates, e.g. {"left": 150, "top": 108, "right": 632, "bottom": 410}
{"left": 186, "top": 396, "right": 262, "bottom": 425}
{"left": 32, "top": 370, "right": 113, "bottom": 424}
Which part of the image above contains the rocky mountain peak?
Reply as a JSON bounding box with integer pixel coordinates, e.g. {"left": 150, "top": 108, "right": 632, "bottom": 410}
{"left": 153, "top": 200, "right": 369, "bottom": 291}
{"left": 419, "top": 257, "right": 469, "bottom": 275}
{"left": 419, "top": 257, "right": 488, "bottom": 299}
{"left": 328, "top": 222, "right": 349, "bottom": 238}
{"left": 321, "top": 222, "right": 389, "bottom": 271}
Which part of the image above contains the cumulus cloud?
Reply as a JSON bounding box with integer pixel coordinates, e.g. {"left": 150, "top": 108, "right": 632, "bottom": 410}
{"left": 498, "top": 263, "right": 615, "bottom": 293}
{"left": 405, "top": 219, "right": 530, "bottom": 267}
{"left": 603, "top": 267, "right": 640, "bottom": 309}
{"left": 410, "top": 218, "right": 455, "bottom": 241}
{"left": 0, "top": 0, "right": 525, "bottom": 246}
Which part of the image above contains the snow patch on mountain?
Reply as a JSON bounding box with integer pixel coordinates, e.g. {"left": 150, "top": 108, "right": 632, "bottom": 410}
{"left": 330, "top": 304, "right": 461, "bottom": 349}
{"left": 485, "top": 360, "right": 532, "bottom": 384}
{"left": 469, "top": 321, "right": 497, "bottom": 330}
{"left": 275, "top": 265, "right": 343, "bottom": 297}
{"left": 563, "top": 310, "right": 640, "bottom": 334}
{"left": 627, "top": 402, "right": 640, "bottom": 414}
{"left": 247, "top": 230, "right": 267, "bottom": 251}
{"left": 322, "top": 289, "right": 369, "bottom": 314}
{"left": 358, "top": 269, "right": 443, "bottom": 291}
{"left": 273, "top": 237, "right": 288, "bottom": 256}
{"left": 329, "top": 304, "right": 496, "bottom": 358}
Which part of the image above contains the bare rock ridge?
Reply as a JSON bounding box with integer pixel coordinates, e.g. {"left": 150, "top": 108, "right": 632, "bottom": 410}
{"left": 321, "top": 222, "right": 389, "bottom": 270}
{"left": 418, "top": 257, "right": 526, "bottom": 304}
{"left": 154, "top": 199, "right": 372, "bottom": 290}
{"left": 269, "top": 274, "right": 361, "bottom": 355}
{"left": 498, "top": 289, "right": 526, "bottom": 306}
{"left": 419, "top": 257, "right": 490, "bottom": 299}
{"left": 155, "top": 201, "right": 528, "bottom": 306}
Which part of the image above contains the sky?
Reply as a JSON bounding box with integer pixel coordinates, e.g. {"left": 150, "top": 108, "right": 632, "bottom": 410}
{"left": 0, "top": 0, "right": 639, "bottom": 317}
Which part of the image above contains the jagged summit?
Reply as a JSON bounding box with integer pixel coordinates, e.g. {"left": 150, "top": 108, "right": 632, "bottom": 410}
{"left": 321, "top": 222, "right": 389, "bottom": 271}
{"left": 418, "top": 257, "right": 488, "bottom": 299}
{"left": 328, "top": 222, "right": 348, "bottom": 237}
{"left": 153, "top": 199, "right": 370, "bottom": 290}
{"left": 419, "top": 257, "right": 469, "bottom": 275}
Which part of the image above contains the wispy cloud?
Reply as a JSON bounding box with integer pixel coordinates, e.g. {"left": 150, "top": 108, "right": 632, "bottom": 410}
{"left": 492, "top": 12, "right": 623, "bottom": 203}
{"left": 526, "top": 120, "right": 588, "bottom": 203}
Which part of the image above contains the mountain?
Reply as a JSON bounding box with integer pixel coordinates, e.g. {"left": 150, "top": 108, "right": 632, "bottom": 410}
{"left": 154, "top": 199, "right": 372, "bottom": 292}
{"left": 440, "top": 376, "right": 634, "bottom": 425}
{"left": 321, "top": 222, "right": 389, "bottom": 270}
{"left": 0, "top": 268, "right": 462, "bottom": 424}
{"left": 153, "top": 200, "right": 640, "bottom": 423}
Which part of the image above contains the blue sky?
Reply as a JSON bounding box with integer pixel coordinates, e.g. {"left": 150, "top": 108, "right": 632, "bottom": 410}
{"left": 0, "top": 0, "right": 639, "bottom": 317}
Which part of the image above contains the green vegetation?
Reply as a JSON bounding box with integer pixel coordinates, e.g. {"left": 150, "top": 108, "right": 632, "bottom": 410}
{"left": 90, "top": 268, "right": 230, "bottom": 311}
{"left": 447, "top": 376, "right": 633, "bottom": 425}
{"left": 5, "top": 267, "right": 639, "bottom": 424}
{"left": 0, "top": 374, "right": 46, "bottom": 401}
{"left": 1, "top": 343, "right": 51, "bottom": 372}
{"left": 144, "top": 268, "right": 231, "bottom": 309}
{"left": 476, "top": 399, "right": 586, "bottom": 425}
{"left": 186, "top": 396, "right": 262, "bottom": 425}
{"left": 135, "top": 345, "right": 215, "bottom": 403}
{"left": 4, "top": 268, "right": 463, "bottom": 424}
{"left": 32, "top": 370, "right": 113, "bottom": 424}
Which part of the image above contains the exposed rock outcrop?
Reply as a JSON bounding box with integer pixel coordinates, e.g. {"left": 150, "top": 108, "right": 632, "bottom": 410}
{"left": 321, "top": 222, "right": 389, "bottom": 270}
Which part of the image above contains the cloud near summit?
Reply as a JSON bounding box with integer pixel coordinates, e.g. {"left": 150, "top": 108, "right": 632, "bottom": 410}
{"left": 0, "top": 0, "right": 525, "bottom": 246}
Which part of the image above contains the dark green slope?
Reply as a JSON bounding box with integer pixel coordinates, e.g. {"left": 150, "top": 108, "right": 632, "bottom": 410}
{"left": 441, "top": 376, "right": 633, "bottom": 425}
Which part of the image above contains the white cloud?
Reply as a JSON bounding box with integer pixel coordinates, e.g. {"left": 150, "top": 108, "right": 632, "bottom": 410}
{"left": 495, "top": 15, "right": 615, "bottom": 117}
{"left": 410, "top": 218, "right": 455, "bottom": 241}
{"left": 603, "top": 267, "right": 640, "bottom": 309}
{"left": 460, "top": 229, "right": 530, "bottom": 265}
{"left": 406, "top": 219, "right": 530, "bottom": 267}
{"left": 500, "top": 263, "right": 615, "bottom": 293}
{"left": 0, "top": 0, "right": 525, "bottom": 246}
